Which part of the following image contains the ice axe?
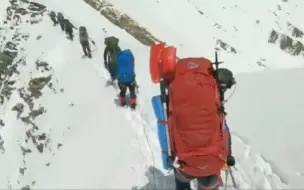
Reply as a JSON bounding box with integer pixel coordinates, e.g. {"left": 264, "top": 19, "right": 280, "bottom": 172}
{"left": 136, "top": 84, "right": 139, "bottom": 93}
{"left": 89, "top": 38, "right": 96, "bottom": 45}
{"left": 133, "top": 79, "right": 139, "bottom": 93}
{"left": 228, "top": 166, "right": 238, "bottom": 189}
{"left": 212, "top": 51, "right": 224, "bottom": 101}
{"left": 224, "top": 166, "right": 238, "bottom": 189}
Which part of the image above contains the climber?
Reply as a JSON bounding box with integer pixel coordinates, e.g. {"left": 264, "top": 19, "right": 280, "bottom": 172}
{"left": 79, "top": 26, "right": 92, "bottom": 58}
{"left": 49, "top": 11, "right": 57, "bottom": 26}
{"left": 57, "top": 12, "right": 65, "bottom": 31}
{"left": 63, "top": 19, "right": 77, "bottom": 40}
{"left": 116, "top": 49, "right": 138, "bottom": 109}
{"left": 103, "top": 36, "right": 121, "bottom": 81}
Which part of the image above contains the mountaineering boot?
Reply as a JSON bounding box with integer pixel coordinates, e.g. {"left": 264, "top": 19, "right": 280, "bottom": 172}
{"left": 130, "top": 98, "right": 137, "bottom": 109}
{"left": 119, "top": 96, "right": 126, "bottom": 106}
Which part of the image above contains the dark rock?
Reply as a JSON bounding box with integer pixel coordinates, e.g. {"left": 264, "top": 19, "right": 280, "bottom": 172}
{"left": 37, "top": 143, "right": 43, "bottom": 153}
{"left": 57, "top": 143, "right": 62, "bottom": 149}
{"left": 36, "top": 35, "right": 42, "bottom": 40}
{"left": 28, "top": 75, "right": 52, "bottom": 98}
{"left": 83, "top": 0, "right": 161, "bottom": 46}
{"left": 30, "top": 107, "right": 45, "bottom": 119}
{"left": 279, "top": 34, "right": 304, "bottom": 56}
{"left": 0, "top": 51, "right": 16, "bottom": 69}
{"left": 28, "top": 2, "right": 46, "bottom": 12}
{"left": 268, "top": 30, "right": 279, "bottom": 43}
{"left": 38, "top": 133, "right": 46, "bottom": 141}
{"left": 21, "top": 185, "right": 30, "bottom": 190}
{"left": 19, "top": 167, "right": 27, "bottom": 175}
{"left": 292, "top": 26, "right": 303, "bottom": 38}
{"left": 20, "top": 146, "right": 32, "bottom": 156}
{"left": 12, "top": 103, "right": 24, "bottom": 117}
{"left": 0, "top": 135, "right": 5, "bottom": 154}
{"left": 216, "top": 39, "right": 237, "bottom": 54}
{"left": 257, "top": 58, "right": 267, "bottom": 67}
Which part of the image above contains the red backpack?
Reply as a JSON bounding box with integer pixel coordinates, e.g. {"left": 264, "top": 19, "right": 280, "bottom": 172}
{"left": 168, "top": 57, "right": 226, "bottom": 177}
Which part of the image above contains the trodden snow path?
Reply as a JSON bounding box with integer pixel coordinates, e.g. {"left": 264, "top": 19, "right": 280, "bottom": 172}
{"left": 230, "top": 134, "right": 288, "bottom": 189}
{"left": 94, "top": 63, "right": 287, "bottom": 190}
{"left": 33, "top": 41, "right": 154, "bottom": 189}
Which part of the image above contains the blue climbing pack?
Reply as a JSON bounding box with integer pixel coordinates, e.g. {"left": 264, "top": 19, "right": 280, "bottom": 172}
{"left": 117, "top": 49, "right": 135, "bottom": 83}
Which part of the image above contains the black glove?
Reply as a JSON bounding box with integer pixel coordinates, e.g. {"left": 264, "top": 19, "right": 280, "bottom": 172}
{"left": 227, "top": 155, "right": 235, "bottom": 167}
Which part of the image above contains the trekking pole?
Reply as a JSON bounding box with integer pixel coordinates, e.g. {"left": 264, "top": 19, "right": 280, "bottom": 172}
{"left": 134, "top": 79, "right": 139, "bottom": 93}
{"left": 89, "top": 38, "right": 96, "bottom": 45}
{"left": 224, "top": 169, "right": 229, "bottom": 189}
{"left": 228, "top": 166, "right": 238, "bottom": 189}
{"left": 136, "top": 85, "right": 139, "bottom": 93}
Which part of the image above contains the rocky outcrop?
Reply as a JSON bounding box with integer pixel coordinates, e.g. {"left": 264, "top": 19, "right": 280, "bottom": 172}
{"left": 83, "top": 0, "right": 162, "bottom": 46}
{"left": 0, "top": 1, "right": 65, "bottom": 189}
{"left": 268, "top": 29, "right": 304, "bottom": 56}
{"left": 286, "top": 22, "right": 304, "bottom": 38}
{"left": 216, "top": 39, "right": 237, "bottom": 54}
{"left": 28, "top": 75, "right": 52, "bottom": 98}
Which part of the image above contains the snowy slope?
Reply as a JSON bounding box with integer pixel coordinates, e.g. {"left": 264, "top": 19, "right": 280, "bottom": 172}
{"left": 226, "top": 68, "right": 304, "bottom": 189}
{"left": 0, "top": 0, "right": 158, "bottom": 189}
{"left": 0, "top": 0, "right": 304, "bottom": 189}
{"left": 107, "top": 0, "right": 304, "bottom": 71}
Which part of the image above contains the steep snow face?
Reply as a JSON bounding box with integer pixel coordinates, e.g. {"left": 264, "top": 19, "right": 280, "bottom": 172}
{"left": 107, "top": 0, "right": 304, "bottom": 72}
{"left": 226, "top": 67, "right": 304, "bottom": 189}
{"left": 1, "top": 0, "right": 304, "bottom": 189}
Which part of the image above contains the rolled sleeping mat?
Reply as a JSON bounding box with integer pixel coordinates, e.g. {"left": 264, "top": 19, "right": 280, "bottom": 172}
{"left": 151, "top": 95, "right": 171, "bottom": 169}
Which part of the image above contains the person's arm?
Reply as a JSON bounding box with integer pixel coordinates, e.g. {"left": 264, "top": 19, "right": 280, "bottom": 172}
{"left": 103, "top": 47, "right": 109, "bottom": 65}
{"left": 69, "top": 21, "right": 77, "bottom": 29}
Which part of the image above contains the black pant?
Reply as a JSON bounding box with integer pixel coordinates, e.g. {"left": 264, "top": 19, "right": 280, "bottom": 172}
{"left": 81, "top": 41, "right": 91, "bottom": 57}
{"left": 66, "top": 29, "right": 73, "bottom": 40}
{"left": 50, "top": 17, "right": 57, "bottom": 25}
{"left": 105, "top": 63, "right": 116, "bottom": 80}
{"left": 174, "top": 169, "right": 219, "bottom": 190}
{"left": 59, "top": 22, "right": 64, "bottom": 31}
{"left": 118, "top": 81, "right": 136, "bottom": 100}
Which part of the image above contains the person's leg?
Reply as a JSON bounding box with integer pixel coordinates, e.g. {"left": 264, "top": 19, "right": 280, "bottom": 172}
{"left": 69, "top": 31, "right": 74, "bottom": 40}
{"left": 128, "top": 81, "right": 137, "bottom": 108}
{"left": 118, "top": 83, "right": 127, "bottom": 106}
{"left": 81, "top": 42, "right": 88, "bottom": 56}
{"left": 51, "top": 18, "right": 57, "bottom": 25}
{"left": 59, "top": 23, "right": 64, "bottom": 31}
{"left": 108, "top": 64, "right": 116, "bottom": 80}
{"left": 85, "top": 41, "right": 92, "bottom": 58}
{"left": 67, "top": 30, "right": 71, "bottom": 38}
{"left": 174, "top": 169, "right": 192, "bottom": 190}
{"left": 197, "top": 175, "right": 220, "bottom": 190}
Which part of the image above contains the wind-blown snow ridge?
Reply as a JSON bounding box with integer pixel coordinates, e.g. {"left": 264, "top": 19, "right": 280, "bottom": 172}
{"left": 0, "top": 0, "right": 303, "bottom": 189}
